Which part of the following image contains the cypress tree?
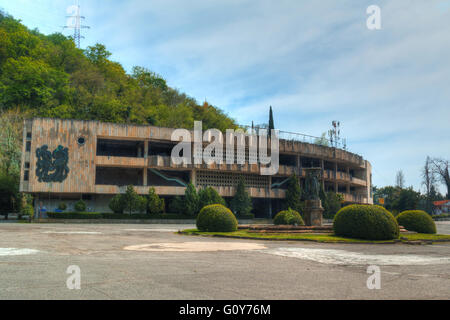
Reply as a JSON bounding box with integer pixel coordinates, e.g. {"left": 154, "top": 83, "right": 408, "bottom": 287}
{"left": 199, "top": 186, "right": 226, "bottom": 209}
{"left": 147, "top": 187, "right": 164, "bottom": 214}
{"left": 122, "top": 185, "right": 141, "bottom": 215}
{"left": 230, "top": 178, "right": 253, "bottom": 217}
{"left": 285, "top": 174, "right": 302, "bottom": 213}
{"left": 268, "top": 106, "right": 275, "bottom": 137}
{"left": 184, "top": 183, "right": 200, "bottom": 217}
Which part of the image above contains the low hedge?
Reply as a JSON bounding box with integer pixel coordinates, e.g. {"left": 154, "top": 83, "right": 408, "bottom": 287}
{"left": 196, "top": 204, "right": 238, "bottom": 232}
{"left": 236, "top": 213, "right": 255, "bottom": 220}
{"left": 101, "top": 213, "right": 189, "bottom": 220}
{"left": 433, "top": 214, "right": 450, "bottom": 220}
{"left": 47, "top": 212, "right": 191, "bottom": 219}
{"left": 396, "top": 210, "right": 436, "bottom": 234}
{"left": 273, "top": 209, "right": 305, "bottom": 226}
{"left": 333, "top": 205, "right": 399, "bottom": 240}
{"left": 47, "top": 212, "right": 103, "bottom": 219}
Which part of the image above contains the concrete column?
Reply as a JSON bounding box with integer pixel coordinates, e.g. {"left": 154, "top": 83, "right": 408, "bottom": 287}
{"left": 144, "top": 141, "right": 149, "bottom": 159}
{"left": 321, "top": 159, "right": 325, "bottom": 189}
{"left": 268, "top": 199, "right": 272, "bottom": 218}
{"left": 143, "top": 167, "right": 148, "bottom": 186}
{"left": 143, "top": 141, "right": 149, "bottom": 186}
{"left": 298, "top": 155, "right": 302, "bottom": 176}
{"left": 334, "top": 162, "right": 338, "bottom": 192}
{"left": 190, "top": 169, "right": 196, "bottom": 186}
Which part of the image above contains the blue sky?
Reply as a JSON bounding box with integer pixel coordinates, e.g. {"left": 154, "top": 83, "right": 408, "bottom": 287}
{"left": 1, "top": 0, "right": 450, "bottom": 193}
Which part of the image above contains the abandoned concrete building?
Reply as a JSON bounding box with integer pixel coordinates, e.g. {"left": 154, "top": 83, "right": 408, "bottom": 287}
{"left": 19, "top": 118, "right": 373, "bottom": 217}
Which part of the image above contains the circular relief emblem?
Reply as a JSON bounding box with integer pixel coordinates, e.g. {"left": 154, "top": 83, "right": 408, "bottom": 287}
{"left": 77, "top": 136, "right": 86, "bottom": 146}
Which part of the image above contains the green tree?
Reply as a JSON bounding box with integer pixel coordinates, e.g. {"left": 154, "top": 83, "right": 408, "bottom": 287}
{"left": 109, "top": 194, "right": 125, "bottom": 214}
{"left": 147, "top": 187, "right": 165, "bottom": 214}
{"left": 230, "top": 178, "right": 252, "bottom": 217}
{"left": 374, "top": 186, "right": 400, "bottom": 211}
{"left": 122, "top": 185, "right": 141, "bottom": 215}
{"left": 314, "top": 132, "right": 330, "bottom": 147}
{"left": 285, "top": 174, "right": 303, "bottom": 213}
{"left": 169, "top": 196, "right": 184, "bottom": 214}
{"left": 199, "top": 186, "right": 226, "bottom": 209}
{"left": 268, "top": 106, "right": 274, "bottom": 137}
{"left": 85, "top": 43, "right": 111, "bottom": 66}
{"left": 74, "top": 200, "right": 86, "bottom": 212}
{"left": 322, "top": 191, "right": 343, "bottom": 219}
{"left": 184, "top": 183, "right": 200, "bottom": 217}
{"left": 392, "top": 187, "right": 421, "bottom": 214}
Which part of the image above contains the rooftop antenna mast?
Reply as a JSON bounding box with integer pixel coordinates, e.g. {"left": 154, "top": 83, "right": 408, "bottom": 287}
{"left": 328, "top": 120, "right": 347, "bottom": 150}
{"left": 64, "top": 0, "right": 90, "bottom": 48}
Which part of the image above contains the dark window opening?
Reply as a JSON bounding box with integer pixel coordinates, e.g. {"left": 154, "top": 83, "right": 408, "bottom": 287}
{"left": 24, "top": 170, "right": 29, "bottom": 181}
{"left": 78, "top": 137, "right": 86, "bottom": 146}
{"left": 279, "top": 154, "right": 297, "bottom": 166}
{"left": 97, "top": 139, "right": 145, "bottom": 158}
{"left": 26, "top": 141, "right": 31, "bottom": 152}
{"left": 95, "top": 167, "right": 143, "bottom": 186}
{"left": 301, "top": 157, "right": 320, "bottom": 168}
{"left": 81, "top": 194, "right": 92, "bottom": 201}
{"left": 26, "top": 132, "right": 32, "bottom": 139}
{"left": 148, "top": 142, "right": 176, "bottom": 157}
{"left": 25, "top": 162, "right": 30, "bottom": 169}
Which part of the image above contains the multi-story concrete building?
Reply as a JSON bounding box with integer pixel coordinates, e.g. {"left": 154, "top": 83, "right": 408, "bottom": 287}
{"left": 20, "top": 118, "right": 373, "bottom": 217}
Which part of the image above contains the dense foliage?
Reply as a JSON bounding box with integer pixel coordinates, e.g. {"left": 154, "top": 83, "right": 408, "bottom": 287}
{"left": 198, "top": 186, "right": 226, "bottom": 208}
{"left": 321, "top": 191, "right": 343, "bottom": 219}
{"left": 373, "top": 186, "right": 422, "bottom": 215}
{"left": 333, "top": 205, "right": 399, "bottom": 240}
{"left": 230, "top": 178, "right": 253, "bottom": 217}
{"left": 284, "top": 174, "right": 303, "bottom": 213}
{"left": 168, "top": 196, "right": 184, "bottom": 214}
{"left": 109, "top": 194, "right": 125, "bottom": 214}
{"left": 0, "top": 12, "right": 237, "bottom": 130}
{"left": 196, "top": 204, "right": 238, "bottom": 232}
{"left": 147, "top": 187, "right": 165, "bottom": 214}
{"left": 184, "top": 183, "right": 200, "bottom": 216}
{"left": 121, "top": 185, "right": 145, "bottom": 215}
{"left": 74, "top": 200, "right": 86, "bottom": 212}
{"left": 273, "top": 208, "right": 305, "bottom": 226}
{"left": 0, "top": 11, "right": 238, "bottom": 216}
{"left": 396, "top": 210, "right": 436, "bottom": 234}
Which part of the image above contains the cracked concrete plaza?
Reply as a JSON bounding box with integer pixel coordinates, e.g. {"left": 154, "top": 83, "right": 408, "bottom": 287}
{"left": 0, "top": 222, "right": 449, "bottom": 300}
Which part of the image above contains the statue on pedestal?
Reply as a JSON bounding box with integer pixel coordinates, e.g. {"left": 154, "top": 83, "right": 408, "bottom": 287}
{"left": 303, "top": 168, "right": 324, "bottom": 226}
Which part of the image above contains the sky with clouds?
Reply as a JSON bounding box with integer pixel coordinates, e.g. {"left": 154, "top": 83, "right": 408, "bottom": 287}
{"left": 1, "top": 0, "right": 449, "bottom": 193}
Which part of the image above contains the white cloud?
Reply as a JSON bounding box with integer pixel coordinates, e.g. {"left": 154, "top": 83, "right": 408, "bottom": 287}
{"left": 2, "top": 0, "right": 449, "bottom": 192}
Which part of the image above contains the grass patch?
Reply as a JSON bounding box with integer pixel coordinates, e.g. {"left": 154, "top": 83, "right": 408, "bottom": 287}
{"left": 180, "top": 229, "right": 450, "bottom": 244}
{"left": 401, "top": 233, "right": 450, "bottom": 241}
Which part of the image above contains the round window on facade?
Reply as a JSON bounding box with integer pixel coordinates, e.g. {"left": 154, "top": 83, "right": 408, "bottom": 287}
{"left": 77, "top": 136, "right": 86, "bottom": 146}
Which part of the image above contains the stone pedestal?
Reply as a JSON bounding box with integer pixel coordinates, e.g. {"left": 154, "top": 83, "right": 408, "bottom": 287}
{"left": 304, "top": 199, "right": 324, "bottom": 226}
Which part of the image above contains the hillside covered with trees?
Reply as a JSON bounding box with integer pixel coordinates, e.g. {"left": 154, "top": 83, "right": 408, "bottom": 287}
{"left": 0, "top": 11, "right": 237, "bottom": 214}
{"left": 0, "top": 11, "right": 237, "bottom": 129}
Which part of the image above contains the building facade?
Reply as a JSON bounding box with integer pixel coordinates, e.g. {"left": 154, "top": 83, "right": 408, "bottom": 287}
{"left": 20, "top": 118, "right": 373, "bottom": 217}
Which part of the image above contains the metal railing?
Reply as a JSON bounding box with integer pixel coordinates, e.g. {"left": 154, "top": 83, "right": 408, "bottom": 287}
{"left": 240, "top": 125, "right": 347, "bottom": 150}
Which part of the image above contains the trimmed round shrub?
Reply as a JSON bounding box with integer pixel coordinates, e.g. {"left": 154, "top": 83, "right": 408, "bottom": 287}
{"left": 274, "top": 209, "right": 305, "bottom": 226}
{"left": 396, "top": 210, "right": 436, "bottom": 234}
{"left": 333, "top": 205, "right": 399, "bottom": 240}
{"left": 196, "top": 204, "right": 238, "bottom": 232}
{"left": 74, "top": 200, "right": 87, "bottom": 212}
{"left": 58, "top": 203, "right": 67, "bottom": 211}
